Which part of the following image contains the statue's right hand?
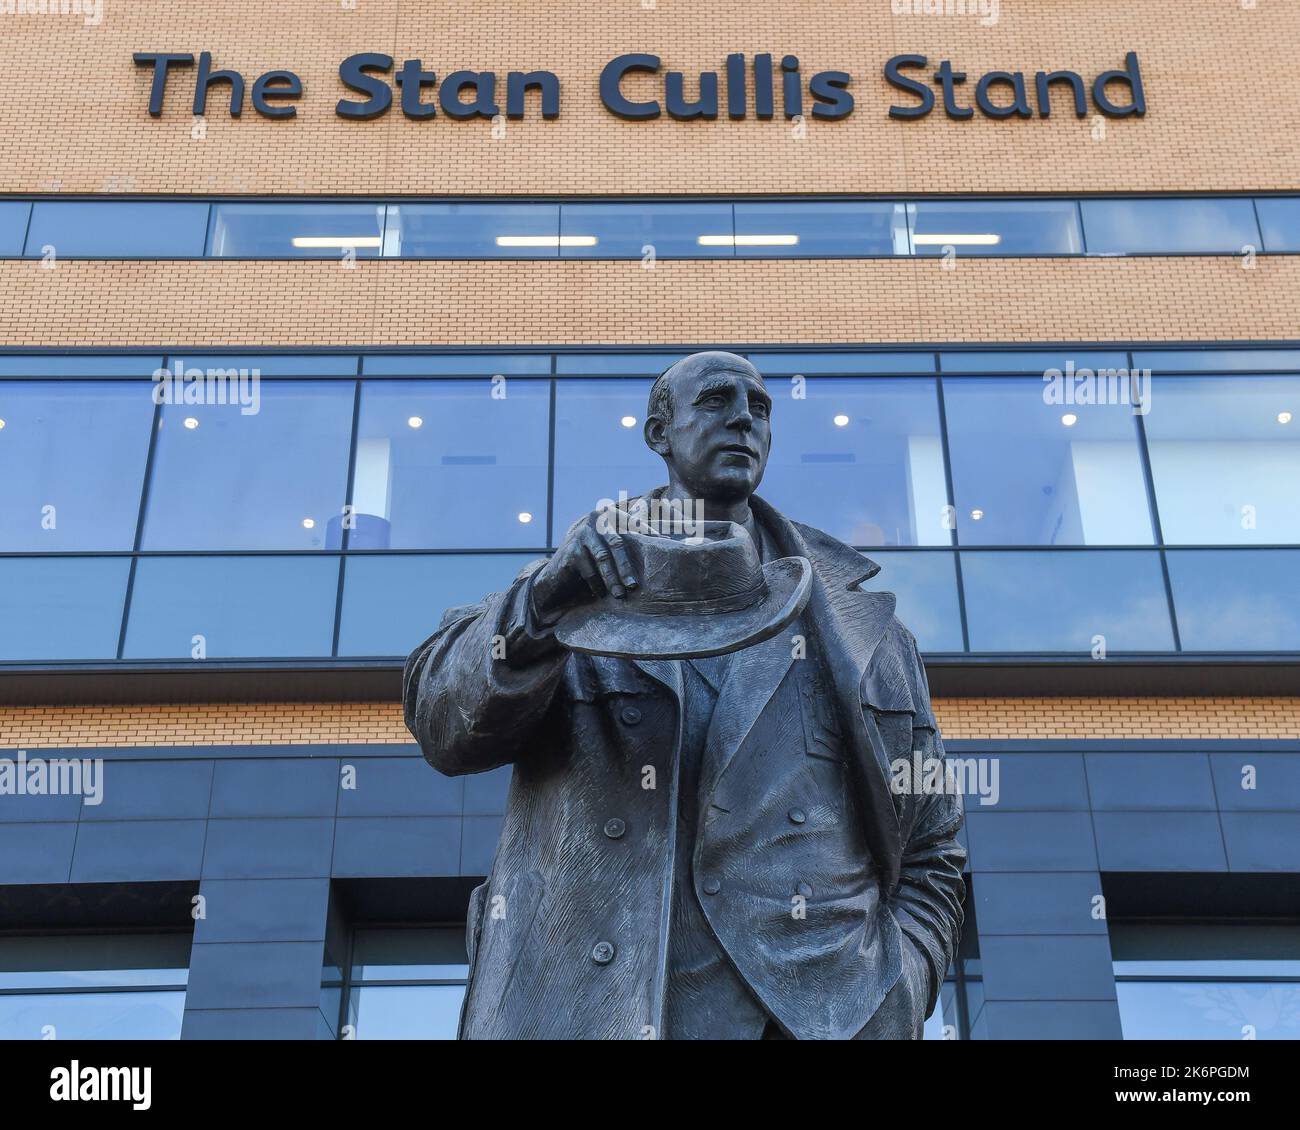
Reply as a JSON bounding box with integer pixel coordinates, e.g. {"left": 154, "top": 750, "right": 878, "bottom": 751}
{"left": 529, "top": 506, "right": 644, "bottom": 626}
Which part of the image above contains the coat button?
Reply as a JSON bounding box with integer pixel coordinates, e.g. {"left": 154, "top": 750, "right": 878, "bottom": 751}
{"left": 620, "top": 706, "right": 642, "bottom": 726}
{"left": 702, "top": 878, "right": 721, "bottom": 896}
{"left": 788, "top": 808, "right": 806, "bottom": 825}
{"left": 603, "top": 818, "right": 626, "bottom": 839}
{"left": 591, "top": 941, "right": 616, "bottom": 965}
{"left": 796, "top": 881, "right": 813, "bottom": 898}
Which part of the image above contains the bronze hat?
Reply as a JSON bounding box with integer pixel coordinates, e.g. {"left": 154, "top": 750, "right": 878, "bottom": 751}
{"left": 553, "top": 520, "right": 812, "bottom": 660}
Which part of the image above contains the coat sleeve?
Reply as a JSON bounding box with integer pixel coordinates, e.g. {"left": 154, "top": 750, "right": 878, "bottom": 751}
{"left": 889, "top": 629, "right": 967, "bottom": 1019}
{"left": 402, "top": 558, "right": 571, "bottom": 777}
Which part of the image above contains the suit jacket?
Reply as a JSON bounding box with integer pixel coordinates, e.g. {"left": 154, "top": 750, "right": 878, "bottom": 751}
{"left": 403, "top": 491, "right": 966, "bottom": 1039}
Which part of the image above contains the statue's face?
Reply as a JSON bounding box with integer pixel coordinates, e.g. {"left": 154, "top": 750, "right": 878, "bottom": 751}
{"left": 647, "top": 360, "right": 772, "bottom": 502}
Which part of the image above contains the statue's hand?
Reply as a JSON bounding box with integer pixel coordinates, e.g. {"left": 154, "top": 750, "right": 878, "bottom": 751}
{"left": 530, "top": 505, "right": 643, "bottom": 626}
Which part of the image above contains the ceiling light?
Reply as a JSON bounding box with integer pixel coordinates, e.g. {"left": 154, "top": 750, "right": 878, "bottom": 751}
{"left": 970, "top": 508, "right": 985, "bottom": 521}
{"left": 183, "top": 417, "right": 199, "bottom": 430}
{"left": 291, "top": 236, "right": 383, "bottom": 249}
{"left": 518, "top": 511, "right": 533, "bottom": 524}
{"left": 833, "top": 414, "right": 850, "bottom": 427}
{"left": 302, "top": 518, "right": 316, "bottom": 529}
{"left": 0, "top": 419, "right": 6, "bottom": 430}
{"left": 495, "top": 235, "right": 598, "bottom": 248}
{"left": 407, "top": 416, "right": 424, "bottom": 429}
{"left": 1279, "top": 411, "right": 1293, "bottom": 425}
{"left": 911, "top": 233, "right": 1002, "bottom": 246}
{"left": 1061, "top": 413, "right": 1078, "bottom": 427}
{"left": 621, "top": 415, "right": 637, "bottom": 428}
{"left": 697, "top": 234, "right": 800, "bottom": 247}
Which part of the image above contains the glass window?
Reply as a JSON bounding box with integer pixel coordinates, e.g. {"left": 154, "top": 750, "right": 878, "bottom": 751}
{"left": 1113, "top": 923, "right": 1300, "bottom": 1041}
{"left": 733, "top": 202, "right": 908, "bottom": 256}
{"left": 345, "top": 927, "right": 467, "bottom": 1040}
{"left": 1167, "top": 550, "right": 1300, "bottom": 651}
{"left": 960, "top": 550, "right": 1175, "bottom": 652}
{"left": 749, "top": 352, "right": 936, "bottom": 375}
{"left": 944, "top": 377, "right": 1154, "bottom": 545}
{"left": 1081, "top": 198, "right": 1260, "bottom": 255}
{"left": 559, "top": 202, "right": 734, "bottom": 257}
{"left": 178, "top": 354, "right": 359, "bottom": 376}
{"left": 0, "top": 381, "right": 154, "bottom": 550}
{"left": 0, "top": 201, "right": 30, "bottom": 255}
{"left": 1144, "top": 376, "right": 1300, "bottom": 544}
{"left": 1254, "top": 197, "right": 1300, "bottom": 253}
{"left": 0, "top": 933, "right": 189, "bottom": 1040}
{"left": 338, "top": 554, "right": 537, "bottom": 656}
{"left": 385, "top": 203, "right": 559, "bottom": 258}
{"left": 940, "top": 351, "right": 1130, "bottom": 374}
{"left": 0, "top": 557, "right": 129, "bottom": 661}
{"left": 552, "top": 378, "right": 662, "bottom": 534}
{"left": 859, "top": 551, "right": 964, "bottom": 652}
{"left": 25, "top": 202, "right": 209, "bottom": 258}
{"left": 554, "top": 354, "right": 684, "bottom": 375}
{"left": 209, "top": 203, "right": 385, "bottom": 258}
{"left": 759, "top": 378, "right": 950, "bottom": 547}
{"left": 351, "top": 380, "right": 549, "bottom": 549}
{"left": 1134, "top": 349, "right": 1300, "bottom": 372}
{"left": 142, "top": 380, "right": 354, "bottom": 550}
{"left": 364, "top": 354, "right": 550, "bottom": 376}
{"left": 909, "top": 200, "right": 1082, "bottom": 256}
{"left": 0, "top": 355, "right": 164, "bottom": 376}
{"left": 122, "top": 555, "right": 340, "bottom": 659}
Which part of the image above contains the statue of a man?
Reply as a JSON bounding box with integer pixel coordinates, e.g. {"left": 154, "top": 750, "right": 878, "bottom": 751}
{"left": 404, "top": 351, "right": 965, "bottom": 1039}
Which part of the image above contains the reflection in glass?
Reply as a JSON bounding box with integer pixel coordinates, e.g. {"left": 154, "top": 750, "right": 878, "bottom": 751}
{"left": 338, "top": 554, "right": 536, "bottom": 656}
{"left": 25, "top": 202, "right": 209, "bottom": 258}
{"left": 559, "top": 202, "right": 733, "bottom": 257}
{"left": 1167, "top": 550, "right": 1300, "bottom": 651}
{"left": 760, "top": 378, "right": 949, "bottom": 547}
{"left": 909, "top": 200, "right": 1082, "bottom": 255}
{"left": 123, "top": 556, "right": 340, "bottom": 659}
{"left": 0, "top": 201, "right": 30, "bottom": 256}
{"left": 553, "top": 379, "right": 661, "bottom": 529}
{"left": 0, "top": 381, "right": 154, "bottom": 550}
{"left": 944, "top": 377, "right": 1154, "bottom": 545}
{"left": 734, "top": 202, "right": 908, "bottom": 256}
{"left": 1252, "top": 197, "right": 1300, "bottom": 253}
{"left": 1081, "top": 198, "right": 1260, "bottom": 255}
{"left": 750, "top": 352, "right": 935, "bottom": 375}
{"left": 385, "top": 203, "right": 559, "bottom": 257}
{"left": 209, "top": 203, "right": 385, "bottom": 257}
{"left": 347, "top": 927, "right": 468, "bottom": 1040}
{"left": 1144, "top": 376, "right": 1300, "bottom": 544}
{"left": 351, "top": 380, "right": 549, "bottom": 548}
{"left": 0, "top": 557, "right": 130, "bottom": 661}
{"left": 143, "top": 381, "right": 354, "bottom": 550}
{"left": 961, "top": 550, "right": 1174, "bottom": 652}
{"left": 364, "top": 354, "right": 550, "bottom": 375}
{"left": 859, "top": 552, "right": 964, "bottom": 652}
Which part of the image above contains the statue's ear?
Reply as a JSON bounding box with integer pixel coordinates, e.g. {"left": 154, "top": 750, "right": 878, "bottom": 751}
{"left": 644, "top": 415, "right": 671, "bottom": 457}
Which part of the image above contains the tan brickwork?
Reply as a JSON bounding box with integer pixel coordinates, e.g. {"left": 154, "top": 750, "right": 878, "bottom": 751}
{"left": 2, "top": 698, "right": 1298, "bottom": 748}
{"left": 0, "top": 0, "right": 1296, "bottom": 195}
{"left": 1, "top": 254, "right": 1298, "bottom": 347}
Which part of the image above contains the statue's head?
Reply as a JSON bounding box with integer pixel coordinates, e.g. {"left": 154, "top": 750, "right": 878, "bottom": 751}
{"left": 644, "top": 351, "right": 771, "bottom": 504}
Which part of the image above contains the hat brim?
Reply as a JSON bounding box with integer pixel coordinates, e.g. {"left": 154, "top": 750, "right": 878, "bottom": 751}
{"left": 553, "top": 555, "right": 813, "bottom": 660}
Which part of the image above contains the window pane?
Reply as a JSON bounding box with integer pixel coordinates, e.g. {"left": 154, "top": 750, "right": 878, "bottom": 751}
{"left": 0, "top": 990, "right": 186, "bottom": 1040}
{"left": 387, "top": 203, "right": 559, "bottom": 257}
{"left": 859, "top": 551, "right": 964, "bottom": 652}
{"left": 0, "top": 557, "right": 129, "bottom": 660}
{"left": 1117, "top": 981, "right": 1300, "bottom": 1040}
{"left": 555, "top": 354, "right": 684, "bottom": 375}
{"left": 733, "top": 201, "right": 908, "bottom": 256}
{"left": 0, "top": 201, "right": 30, "bottom": 255}
{"left": 122, "top": 555, "right": 340, "bottom": 658}
{"left": 1134, "top": 349, "right": 1300, "bottom": 372}
{"left": 759, "top": 378, "right": 950, "bottom": 547}
{"left": 1254, "top": 197, "right": 1300, "bottom": 253}
{"left": 1144, "top": 376, "right": 1300, "bottom": 544}
{"left": 179, "top": 354, "right": 359, "bottom": 376}
{"left": 553, "top": 379, "right": 661, "bottom": 532}
{"left": 944, "top": 377, "right": 1154, "bottom": 545}
{"left": 351, "top": 984, "right": 465, "bottom": 1039}
{"left": 352, "top": 380, "right": 548, "bottom": 549}
{"left": 209, "top": 203, "right": 385, "bottom": 258}
{"left": 351, "top": 927, "right": 468, "bottom": 980}
{"left": 0, "top": 381, "right": 154, "bottom": 549}
{"left": 364, "top": 354, "right": 550, "bottom": 375}
{"left": 338, "top": 553, "right": 536, "bottom": 656}
{"left": 960, "top": 550, "right": 1174, "bottom": 652}
{"left": 940, "top": 351, "right": 1129, "bottom": 374}
{"left": 1168, "top": 550, "right": 1300, "bottom": 651}
{"left": 0, "top": 355, "right": 164, "bottom": 376}
{"left": 750, "top": 352, "right": 935, "bottom": 374}
{"left": 1081, "top": 198, "right": 1260, "bottom": 254}
{"left": 142, "top": 381, "right": 354, "bottom": 550}
{"left": 26, "top": 202, "right": 208, "bottom": 257}
{"left": 0, "top": 934, "right": 191, "bottom": 989}
{"left": 559, "top": 203, "right": 733, "bottom": 257}
{"left": 909, "top": 200, "right": 1082, "bottom": 256}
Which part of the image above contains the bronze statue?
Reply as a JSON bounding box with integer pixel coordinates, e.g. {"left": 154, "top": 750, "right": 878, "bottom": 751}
{"left": 404, "top": 351, "right": 965, "bottom": 1039}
